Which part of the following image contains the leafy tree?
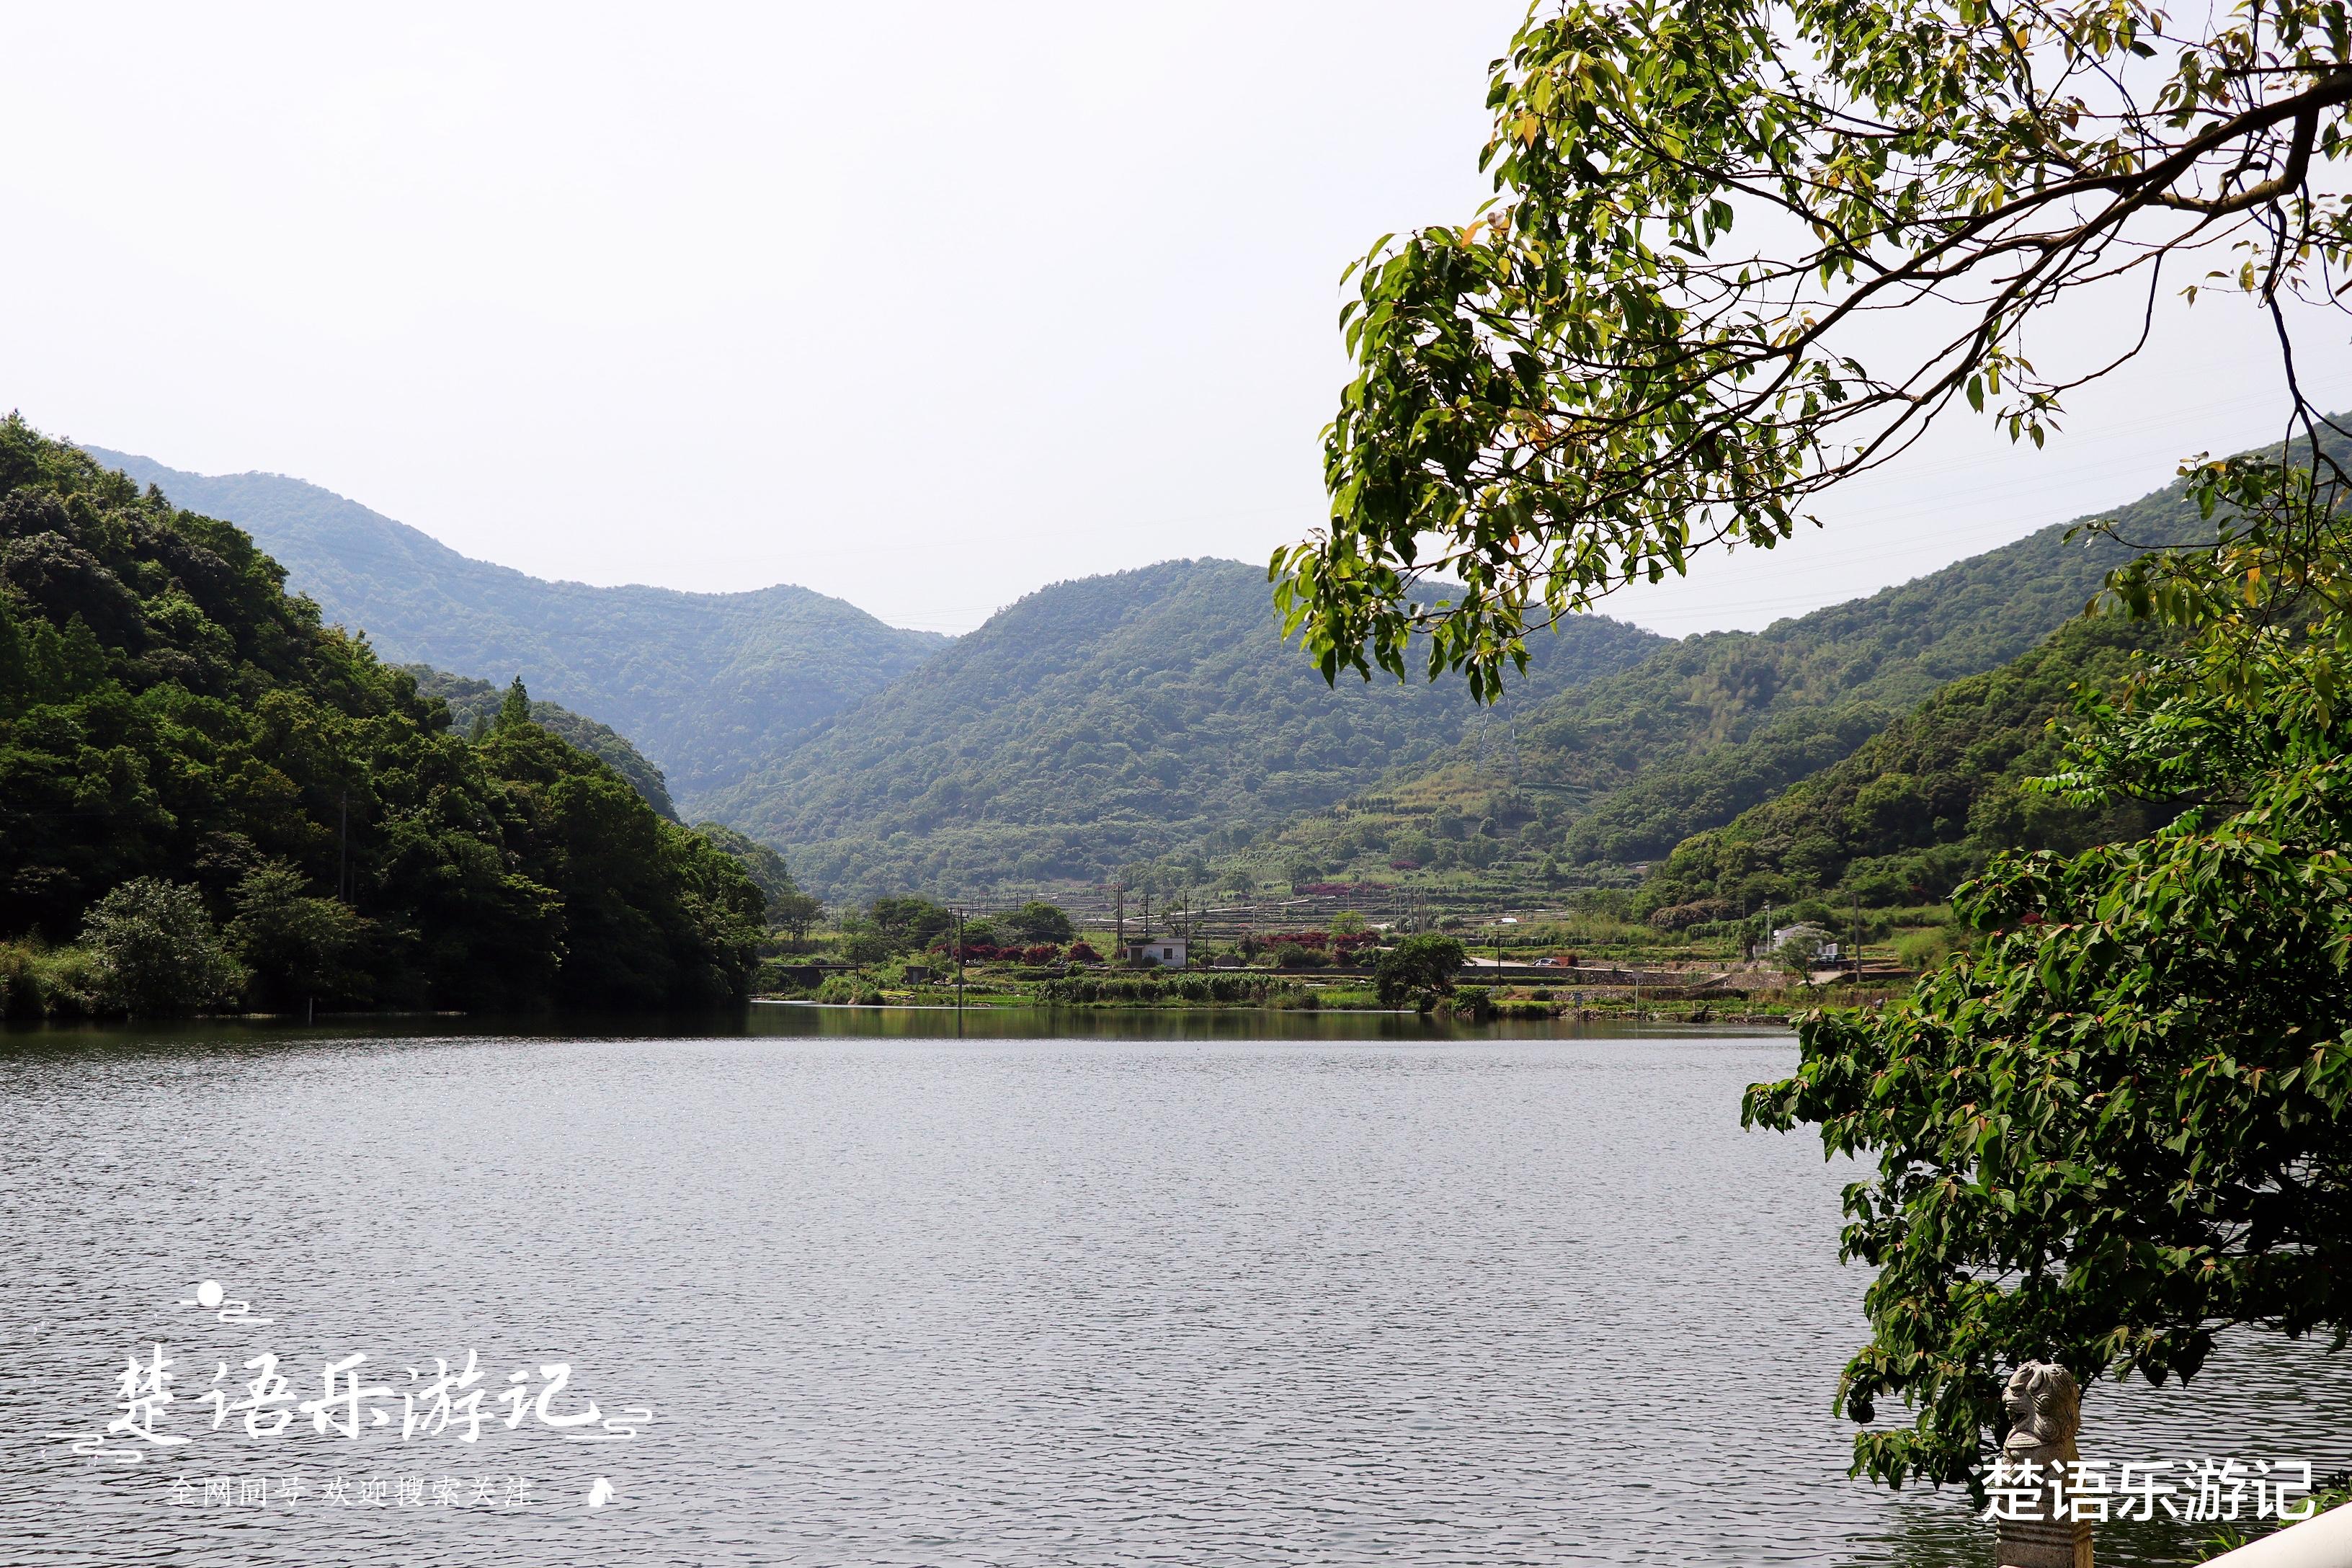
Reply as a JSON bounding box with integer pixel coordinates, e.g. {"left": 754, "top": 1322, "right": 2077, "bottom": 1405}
{"left": 1002, "top": 899, "right": 1074, "bottom": 945}
{"left": 81, "top": 877, "right": 244, "bottom": 1015}
{"left": 496, "top": 675, "right": 532, "bottom": 733}
{"left": 1745, "top": 455, "right": 2352, "bottom": 1492}
{"left": 862, "top": 896, "right": 952, "bottom": 952}
{"left": 839, "top": 932, "right": 894, "bottom": 966}
{"left": 1256, "top": 0, "right": 2352, "bottom": 1494}
{"left": 767, "top": 890, "right": 822, "bottom": 942}
{"left": 1272, "top": 0, "right": 2352, "bottom": 1497}
{"left": 228, "top": 862, "right": 365, "bottom": 1010}
{"left": 1770, "top": 923, "right": 1833, "bottom": 978}
{"left": 1275, "top": 0, "right": 2352, "bottom": 695}
{"left": 1373, "top": 934, "right": 1466, "bottom": 1007}
{"left": 690, "top": 822, "right": 798, "bottom": 918}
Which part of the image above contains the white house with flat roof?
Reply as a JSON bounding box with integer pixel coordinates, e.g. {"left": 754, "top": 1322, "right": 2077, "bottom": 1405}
{"left": 1125, "top": 937, "right": 1188, "bottom": 968}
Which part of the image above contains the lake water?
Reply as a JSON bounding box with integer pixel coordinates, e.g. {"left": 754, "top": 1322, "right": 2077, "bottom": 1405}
{"left": 1, "top": 1009, "right": 2344, "bottom": 1566}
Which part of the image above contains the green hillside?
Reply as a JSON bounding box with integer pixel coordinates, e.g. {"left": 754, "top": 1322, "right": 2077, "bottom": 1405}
{"left": 1639, "top": 613, "right": 2170, "bottom": 917}
{"left": 2, "top": 420, "right": 763, "bottom": 1014}
{"left": 404, "top": 664, "right": 678, "bottom": 821}
{"left": 1255, "top": 497, "right": 2157, "bottom": 884}
{"left": 78, "top": 448, "right": 948, "bottom": 808}
{"left": 705, "top": 558, "right": 1664, "bottom": 900}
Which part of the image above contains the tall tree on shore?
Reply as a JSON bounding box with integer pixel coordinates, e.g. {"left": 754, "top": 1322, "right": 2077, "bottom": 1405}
{"left": 1279, "top": 0, "right": 2352, "bottom": 1495}
{"left": 1745, "top": 474, "right": 2352, "bottom": 1489}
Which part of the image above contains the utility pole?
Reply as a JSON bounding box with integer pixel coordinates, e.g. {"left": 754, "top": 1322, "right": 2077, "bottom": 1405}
{"left": 954, "top": 908, "right": 966, "bottom": 1038}
{"left": 1114, "top": 883, "right": 1126, "bottom": 956}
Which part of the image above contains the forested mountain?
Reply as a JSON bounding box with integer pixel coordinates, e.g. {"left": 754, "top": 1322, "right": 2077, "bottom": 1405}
{"left": 79, "top": 448, "right": 948, "bottom": 807}
{"left": 705, "top": 559, "right": 1664, "bottom": 899}
{"left": 403, "top": 665, "right": 678, "bottom": 820}
{"left": 1257, "top": 499, "right": 2154, "bottom": 881}
{"left": 2, "top": 420, "right": 764, "bottom": 1013}
{"left": 1639, "top": 614, "right": 2170, "bottom": 917}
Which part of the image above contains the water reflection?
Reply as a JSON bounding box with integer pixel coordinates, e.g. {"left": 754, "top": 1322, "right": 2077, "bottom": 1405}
{"left": 0, "top": 1017, "right": 2340, "bottom": 1566}
{"left": 4, "top": 1002, "right": 1780, "bottom": 1047}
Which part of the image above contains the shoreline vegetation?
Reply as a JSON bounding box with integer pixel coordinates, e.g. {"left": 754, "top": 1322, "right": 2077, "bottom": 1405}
{"left": 6, "top": 887, "right": 1909, "bottom": 1026}
{"left": 757, "top": 986, "right": 1840, "bottom": 1024}
{"left": 741, "top": 896, "right": 1917, "bottom": 1024}
{"left": 752, "top": 984, "right": 1886, "bottom": 1024}
{"left": 1, "top": 418, "right": 766, "bottom": 1021}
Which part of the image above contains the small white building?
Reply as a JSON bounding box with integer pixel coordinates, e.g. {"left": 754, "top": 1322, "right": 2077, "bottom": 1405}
{"left": 1126, "top": 937, "right": 1188, "bottom": 968}
{"left": 1770, "top": 923, "right": 1839, "bottom": 962}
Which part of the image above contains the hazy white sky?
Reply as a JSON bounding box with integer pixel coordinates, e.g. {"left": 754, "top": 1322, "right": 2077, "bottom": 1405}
{"left": 6, "top": 4, "right": 2349, "bottom": 639}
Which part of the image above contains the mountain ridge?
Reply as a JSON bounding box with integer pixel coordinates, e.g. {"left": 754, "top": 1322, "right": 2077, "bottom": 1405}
{"left": 3, "top": 416, "right": 763, "bottom": 1011}
{"left": 708, "top": 558, "right": 1666, "bottom": 900}
{"left": 1639, "top": 612, "right": 2169, "bottom": 916}
{"left": 77, "top": 447, "right": 948, "bottom": 808}
{"left": 1246, "top": 500, "right": 2155, "bottom": 886}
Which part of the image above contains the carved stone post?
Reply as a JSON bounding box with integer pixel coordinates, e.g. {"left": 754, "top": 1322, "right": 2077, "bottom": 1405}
{"left": 1997, "top": 1361, "right": 2095, "bottom": 1568}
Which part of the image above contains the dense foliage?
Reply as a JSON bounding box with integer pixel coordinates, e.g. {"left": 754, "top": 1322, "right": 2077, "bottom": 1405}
{"left": 1038, "top": 971, "right": 1327, "bottom": 1007}
{"left": 1001, "top": 900, "right": 1075, "bottom": 944}
{"left": 81, "top": 877, "right": 244, "bottom": 1015}
{"left": 708, "top": 560, "right": 1662, "bottom": 899}
{"left": 1374, "top": 935, "right": 1466, "bottom": 1007}
{"left": 1644, "top": 615, "right": 2168, "bottom": 912}
{"left": 1, "top": 419, "right": 764, "bottom": 1014}
{"left": 690, "top": 821, "right": 819, "bottom": 936}
{"left": 855, "top": 896, "right": 956, "bottom": 953}
{"left": 1745, "top": 449, "right": 2352, "bottom": 1491}
{"left": 404, "top": 664, "right": 679, "bottom": 819}
{"left": 85, "top": 448, "right": 947, "bottom": 807}
{"left": 1277, "top": 0, "right": 2352, "bottom": 695}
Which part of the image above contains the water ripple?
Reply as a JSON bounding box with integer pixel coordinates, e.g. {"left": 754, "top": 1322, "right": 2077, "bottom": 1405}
{"left": 0, "top": 1023, "right": 2342, "bottom": 1566}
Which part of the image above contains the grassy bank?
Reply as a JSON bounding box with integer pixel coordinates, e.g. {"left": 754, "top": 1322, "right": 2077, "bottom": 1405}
{"left": 0, "top": 941, "right": 104, "bottom": 1021}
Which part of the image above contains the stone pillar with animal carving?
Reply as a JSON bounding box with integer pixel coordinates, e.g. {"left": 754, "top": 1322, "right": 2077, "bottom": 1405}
{"left": 1995, "top": 1361, "right": 2095, "bottom": 1568}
